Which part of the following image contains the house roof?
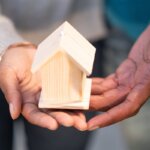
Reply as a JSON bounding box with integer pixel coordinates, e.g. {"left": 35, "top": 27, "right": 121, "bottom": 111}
{"left": 31, "top": 21, "right": 96, "bottom": 76}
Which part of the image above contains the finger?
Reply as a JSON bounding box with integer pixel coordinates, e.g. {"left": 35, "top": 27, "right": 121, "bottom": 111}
{"left": 90, "top": 86, "right": 130, "bottom": 110}
{"left": 88, "top": 83, "right": 149, "bottom": 130}
{"left": 48, "top": 111, "right": 74, "bottom": 127}
{"left": 49, "top": 111, "right": 87, "bottom": 131}
{"left": 88, "top": 101, "right": 134, "bottom": 130}
{"left": 92, "top": 78, "right": 104, "bottom": 84}
{"left": 73, "top": 111, "right": 86, "bottom": 122}
{"left": 91, "top": 75, "right": 118, "bottom": 95}
{"left": 68, "top": 111, "right": 87, "bottom": 131}
{"left": 0, "top": 67, "right": 22, "bottom": 119}
{"left": 22, "top": 103, "right": 59, "bottom": 130}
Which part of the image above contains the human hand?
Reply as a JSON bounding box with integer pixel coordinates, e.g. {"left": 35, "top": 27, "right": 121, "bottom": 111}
{"left": 0, "top": 43, "right": 87, "bottom": 131}
{"left": 88, "top": 25, "right": 150, "bottom": 130}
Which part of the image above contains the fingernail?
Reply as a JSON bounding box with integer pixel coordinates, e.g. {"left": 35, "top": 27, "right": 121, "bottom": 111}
{"left": 79, "top": 128, "right": 87, "bottom": 131}
{"left": 9, "top": 103, "right": 15, "bottom": 120}
{"left": 78, "top": 125, "right": 88, "bottom": 131}
{"left": 88, "top": 126, "right": 99, "bottom": 131}
{"left": 77, "top": 121, "right": 88, "bottom": 131}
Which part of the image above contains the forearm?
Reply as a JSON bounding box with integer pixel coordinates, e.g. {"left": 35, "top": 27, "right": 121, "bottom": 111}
{"left": 0, "top": 15, "right": 24, "bottom": 53}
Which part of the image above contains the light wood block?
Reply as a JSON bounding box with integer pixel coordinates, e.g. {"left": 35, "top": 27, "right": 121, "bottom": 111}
{"left": 31, "top": 21, "right": 96, "bottom": 110}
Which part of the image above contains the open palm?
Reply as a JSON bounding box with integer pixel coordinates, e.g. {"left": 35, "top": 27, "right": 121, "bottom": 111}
{"left": 88, "top": 26, "right": 150, "bottom": 130}
{"left": 0, "top": 45, "right": 87, "bottom": 131}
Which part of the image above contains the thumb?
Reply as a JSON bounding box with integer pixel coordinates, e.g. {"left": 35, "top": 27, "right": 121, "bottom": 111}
{"left": 0, "top": 67, "right": 22, "bottom": 119}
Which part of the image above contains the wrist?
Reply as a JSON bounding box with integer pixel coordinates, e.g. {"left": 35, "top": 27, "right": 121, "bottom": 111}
{"left": 0, "top": 42, "right": 37, "bottom": 61}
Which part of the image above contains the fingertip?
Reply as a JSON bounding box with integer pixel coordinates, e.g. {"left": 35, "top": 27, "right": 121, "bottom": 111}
{"left": 37, "top": 116, "right": 59, "bottom": 131}
{"left": 75, "top": 120, "right": 87, "bottom": 131}
{"left": 70, "top": 114, "right": 87, "bottom": 131}
{"left": 9, "top": 102, "right": 21, "bottom": 120}
{"left": 88, "top": 125, "right": 99, "bottom": 131}
{"left": 87, "top": 120, "right": 98, "bottom": 131}
{"left": 61, "top": 115, "right": 74, "bottom": 127}
{"left": 9, "top": 103, "right": 16, "bottom": 120}
{"left": 47, "top": 120, "right": 59, "bottom": 131}
{"left": 1, "top": 73, "right": 22, "bottom": 120}
{"left": 87, "top": 120, "right": 93, "bottom": 129}
{"left": 50, "top": 112, "right": 74, "bottom": 127}
{"left": 75, "top": 111, "right": 86, "bottom": 121}
{"left": 87, "top": 116, "right": 101, "bottom": 130}
{"left": 22, "top": 103, "right": 59, "bottom": 131}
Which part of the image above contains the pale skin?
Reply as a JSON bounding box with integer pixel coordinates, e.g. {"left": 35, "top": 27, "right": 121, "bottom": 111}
{"left": 0, "top": 45, "right": 87, "bottom": 131}
{"left": 88, "top": 25, "right": 150, "bottom": 130}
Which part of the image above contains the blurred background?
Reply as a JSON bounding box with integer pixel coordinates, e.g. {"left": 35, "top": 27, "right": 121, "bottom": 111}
{"left": 0, "top": 0, "right": 150, "bottom": 150}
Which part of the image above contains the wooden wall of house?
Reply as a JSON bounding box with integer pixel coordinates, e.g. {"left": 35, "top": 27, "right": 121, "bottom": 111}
{"left": 41, "top": 51, "right": 83, "bottom": 104}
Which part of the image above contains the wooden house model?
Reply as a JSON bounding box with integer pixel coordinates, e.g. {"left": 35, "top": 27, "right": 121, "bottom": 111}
{"left": 31, "top": 21, "right": 96, "bottom": 110}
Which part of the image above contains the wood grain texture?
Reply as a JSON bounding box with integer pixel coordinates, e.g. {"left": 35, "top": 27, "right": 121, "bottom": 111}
{"left": 39, "top": 51, "right": 84, "bottom": 106}
{"left": 31, "top": 22, "right": 95, "bottom": 109}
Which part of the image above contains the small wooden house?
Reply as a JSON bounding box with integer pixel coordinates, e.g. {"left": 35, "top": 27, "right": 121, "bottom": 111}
{"left": 31, "top": 21, "right": 96, "bottom": 110}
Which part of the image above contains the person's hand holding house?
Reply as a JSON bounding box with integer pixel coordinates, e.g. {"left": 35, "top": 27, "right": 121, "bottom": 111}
{"left": 0, "top": 43, "right": 87, "bottom": 131}
{"left": 88, "top": 25, "right": 150, "bottom": 130}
